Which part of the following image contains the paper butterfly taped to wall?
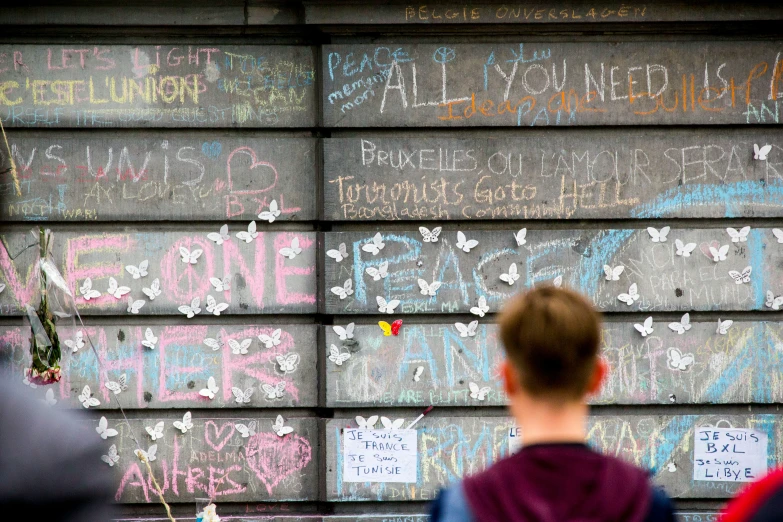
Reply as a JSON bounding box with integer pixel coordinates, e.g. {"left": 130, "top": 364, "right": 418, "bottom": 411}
{"left": 634, "top": 317, "right": 654, "bottom": 337}
{"left": 204, "top": 332, "right": 224, "bottom": 351}
{"left": 514, "top": 228, "right": 527, "bottom": 246}
{"left": 79, "top": 278, "right": 101, "bottom": 300}
{"left": 366, "top": 261, "right": 389, "bottom": 281}
{"left": 279, "top": 237, "right": 302, "bottom": 259}
{"left": 207, "top": 224, "right": 230, "bottom": 245}
{"left": 710, "top": 244, "right": 729, "bottom": 262}
{"left": 362, "top": 233, "right": 385, "bottom": 255}
{"left": 210, "top": 277, "right": 231, "bottom": 292}
{"left": 716, "top": 319, "right": 733, "bottom": 335}
{"left": 135, "top": 445, "right": 157, "bottom": 463}
{"left": 381, "top": 417, "right": 405, "bottom": 430}
{"left": 206, "top": 295, "right": 229, "bottom": 316}
{"left": 333, "top": 323, "right": 355, "bottom": 340}
{"left": 420, "top": 226, "right": 441, "bottom": 243}
{"left": 272, "top": 415, "right": 294, "bottom": 437}
{"left": 105, "top": 373, "right": 128, "bottom": 395}
{"left": 126, "top": 297, "right": 145, "bottom": 314}
{"left": 96, "top": 416, "right": 118, "bottom": 440}
{"left": 675, "top": 239, "right": 697, "bottom": 257}
{"left": 469, "top": 382, "right": 490, "bottom": 401}
{"left": 766, "top": 291, "right": 783, "bottom": 310}
{"left": 356, "top": 416, "right": 378, "bottom": 429}
{"left": 79, "top": 385, "right": 100, "bottom": 408}
{"left": 276, "top": 353, "right": 299, "bottom": 374}
{"left": 232, "top": 386, "right": 254, "bottom": 404}
{"left": 603, "top": 265, "right": 624, "bottom": 281}
{"left": 617, "top": 283, "right": 639, "bottom": 306}
{"left": 456, "top": 231, "right": 479, "bottom": 253}
{"left": 258, "top": 199, "right": 281, "bottom": 223}
{"left": 125, "top": 260, "right": 148, "bottom": 279}
{"left": 329, "top": 344, "right": 351, "bottom": 365}
{"left": 455, "top": 320, "right": 478, "bottom": 337}
{"left": 377, "top": 296, "right": 400, "bottom": 314}
{"left": 236, "top": 221, "right": 258, "bottom": 243}
{"left": 331, "top": 280, "right": 353, "bottom": 300}
{"left": 259, "top": 328, "right": 282, "bottom": 348}
{"left": 199, "top": 377, "right": 219, "bottom": 399}
{"left": 107, "top": 277, "right": 130, "bottom": 299}
{"left": 327, "top": 242, "right": 348, "bottom": 262}
{"left": 668, "top": 313, "right": 691, "bottom": 334}
{"left": 101, "top": 444, "right": 119, "bottom": 467}
{"left": 229, "top": 338, "right": 251, "bottom": 355}
{"left": 754, "top": 144, "right": 772, "bottom": 161}
{"left": 728, "top": 266, "right": 752, "bottom": 284}
{"left": 418, "top": 278, "right": 442, "bottom": 296}
{"left": 178, "top": 297, "right": 201, "bottom": 318}
{"left": 142, "top": 278, "right": 161, "bottom": 300}
{"left": 179, "top": 247, "right": 203, "bottom": 265}
{"left": 261, "top": 381, "right": 286, "bottom": 400}
{"left": 726, "top": 226, "right": 750, "bottom": 243}
{"left": 146, "top": 421, "right": 164, "bottom": 441}
{"left": 500, "top": 263, "right": 519, "bottom": 285}
{"left": 141, "top": 328, "right": 157, "bottom": 349}
{"left": 236, "top": 421, "right": 256, "bottom": 438}
{"left": 64, "top": 330, "right": 84, "bottom": 353}
{"left": 173, "top": 412, "right": 193, "bottom": 433}
{"left": 379, "top": 319, "right": 402, "bottom": 336}
{"left": 470, "top": 296, "right": 489, "bottom": 317}
{"left": 667, "top": 348, "right": 694, "bottom": 372}
{"left": 647, "top": 226, "right": 670, "bottom": 243}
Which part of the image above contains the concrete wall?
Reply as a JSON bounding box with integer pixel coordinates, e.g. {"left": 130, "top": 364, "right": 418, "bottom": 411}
{"left": 0, "top": 2, "right": 778, "bottom": 520}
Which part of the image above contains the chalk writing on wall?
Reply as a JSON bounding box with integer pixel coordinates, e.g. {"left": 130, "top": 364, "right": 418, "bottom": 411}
{"left": 327, "top": 415, "right": 781, "bottom": 501}
{"left": 0, "top": 324, "right": 316, "bottom": 408}
{"left": 0, "top": 230, "right": 317, "bottom": 315}
{"left": 0, "top": 132, "right": 316, "bottom": 221}
{"left": 95, "top": 415, "right": 317, "bottom": 503}
{"left": 323, "top": 131, "right": 783, "bottom": 221}
{"left": 0, "top": 45, "right": 315, "bottom": 128}
{"left": 323, "top": 42, "right": 783, "bottom": 127}
{"left": 324, "top": 321, "right": 783, "bottom": 407}
{"left": 323, "top": 228, "right": 782, "bottom": 314}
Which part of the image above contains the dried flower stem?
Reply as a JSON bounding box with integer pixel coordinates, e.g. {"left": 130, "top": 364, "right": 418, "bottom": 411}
{"left": 0, "top": 117, "right": 20, "bottom": 197}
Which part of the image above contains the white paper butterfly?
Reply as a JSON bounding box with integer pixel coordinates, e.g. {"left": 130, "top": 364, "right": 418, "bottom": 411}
{"left": 0, "top": 283, "right": 4, "bottom": 295}
{"left": 716, "top": 319, "right": 733, "bottom": 335}
{"left": 333, "top": 323, "right": 355, "bottom": 340}
{"left": 727, "top": 226, "right": 750, "bottom": 243}
{"left": 455, "top": 320, "right": 478, "bottom": 338}
{"left": 64, "top": 330, "right": 84, "bottom": 353}
{"left": 206, "top": 295, "right": 229, "bottom": 316}
{"left": 236, "top": 221, "right": 258, "bottom": 243}
{"left": 207, "top": 224, "right": 230, "bottom": 245}
{"left": 331, "top": 279, "right": 354, "bottom": 300}
{"left": 377, "top": 296, "right": 400, "bottom": 314}
{"left": 418, "top": 278, "right": 442, "bottom": 296}
{"left": 355, "top": 415, "right": 378, "bottom": 429}
{"left": 142, "top": 278, "right": 161, "bottom": 300}
{"left": 413, "top": 366, "right": 424, "bottom": 381}
{"left": 272, "top": 415, "right": 294, "bottom": 437}
{"left": 675, "top": 239, "right": 697, "bottom": 257}
{"left": 105, "top": 373, "right": 128, "bottom": 395}
{"left": 125, "top": 260, "right": 149, "bottom": 279}
{"left": 361, "top": 233, "right": 385, "bottom": 255}
{"left": 470, "top": 296, "right": 489, "bottom": 317}
{"left": 456, "top": 231, "right": 479, "bottom": 253}
{"left": 667, "top": 348, "right": 694, "bottom": 371}
{"left": 258, "top": 328, "right": 282, "bottom": 348}
{"left": 728, "top": 266, "right": 752, "bottom": 284}
{"left": 710, "top": 244, "right": 729, "bottom": 262}
{"left": 236, "top": 421, "right": 257, "bottom": 438}
{"left": 96, "top": 416, "right": 118, "bottom": 439}
{"left": 279, "top": 237, "right": 302, "bottom": 259}
{"left": 469, "top": 382, "right": 490, "bottom": 401}
{"left": 514, "top": 228, "right": 527, "bottom": 246}
{"left": 603, "top": 265, "right": 624, "bottom": 281}
{"left": 381, "top": 417, "right": 405, "bottom": 430}
{"left": 754, "top": 143, "right": 772, "bottom": 161}
{"left": 79, "top": 385, "right": 100, "bottom": 408}
{"left": 178, "top": 297, "right": 201, "bottom": 318}
{"left": 773, "top": 229, "right": 783, "bottom": 244}
{"left": 327, "top": 242, "right": 348, "bottom": 262}
{"left": 173, "top": 412, "right": 193, "bottom": 433}
{"left": 135, "top": 444, "right": 157, "bottom": 463}
{"left": 41, "top": 388, "right": 57, "bottom": 406}
{"left": 766, "top": 291, "right": 783, "bottom": 310}
{"left": 617, "top": 283, "right": 640, "bottom": 306}
{"left": 229, "top": 338, "right": 252, "bottom": 355}
{"left": 258, "top": 199, "right": 281, "bottom": 222}
{"left": 276, "top": 353, "right": 300, "bottom": 374}
{"left": 179, "top": 246, "right": 203, "bottom": 264}
{"left": 329, "top": 344, "right": 351, "bottom": 366}
{"left": 668, "top": 313, "right": 692, "bottom": 335}
{"left": 199, "top": 376, "right": 219, "bottom": 399}
{"left": 647, "top": 226, "right": 670, "bottom": 242}
{"left": 22, "top": 374, "right": 37, "bottom": 389}
{"left": 145, "top": 421, "right": 164, "bottom": 441}
{"left": 107, "top": 277, "right": 131, "bottom": 299}
{"left": 366, "top": 261, "right": 389, "bottom": 281}
{"left": 79, "top": 278, "right": 101, "bottom": 300}
{"left": 500, "top": 263, "right": 519, "bottom": 285}
{"left": 261, "top": 381, "right": 286, "bottom": 399}
{"left": 232, "top": 386, "right": 254, "bottom": 404}
{"left": 101, "top": 444, "right": 119, "bottom": 467}
{"left": 209, "top": 277, "right": 231, "bottom": 292}
{"left": 141, "top": 328, "right": 157, "bottom": 349}
{"left": 634, "top": 316, "right": 654, "bottom": 337}
{"left": 553, "top": 275, "right": 563, "bottom": 288}
{"left": 126, "top": 297, "right": 145, "bottom": 314}
{"left": 203, "top": 332, "right": 224, "bottom": 351}
{"left": 420, "top": 226, "right": 442, "bottom": 243}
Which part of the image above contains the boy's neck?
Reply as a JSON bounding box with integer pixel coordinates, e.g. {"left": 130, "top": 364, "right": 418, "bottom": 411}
{"left": 510, "top": 395, "right": 588, "bottom": 447}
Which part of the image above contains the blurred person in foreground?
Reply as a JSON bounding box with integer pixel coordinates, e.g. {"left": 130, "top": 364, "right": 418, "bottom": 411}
{"left": 430, "top": 286, "right": 676, "bottom": 522}
{"left": 721, "top": 468, "right": 783, "bottom": 521}
{"left": 0, "top": 377, "right": 114, "bottom": 521}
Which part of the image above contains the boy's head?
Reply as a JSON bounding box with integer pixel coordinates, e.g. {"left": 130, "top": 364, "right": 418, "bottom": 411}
{"left": 498, "top": 286, "right": 604, "bottom": 403}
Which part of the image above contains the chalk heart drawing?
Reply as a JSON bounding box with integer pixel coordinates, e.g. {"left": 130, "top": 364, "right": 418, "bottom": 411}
{"left": 699, "top": 240, "right": 721, "bottom": 260}
{"left": 204, "top": 421, "right": 236, "bottom": 451}
{"left": 245, "top": 432, "right": 312, "bottom": 494}
{"left": 226, "top": 146, "right": 278, "bottom": 195}
{"left": 202, "top": 141, "right": 222, "bottom": 159}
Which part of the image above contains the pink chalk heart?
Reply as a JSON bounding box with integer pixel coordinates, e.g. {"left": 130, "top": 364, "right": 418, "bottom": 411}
{"left": 245, "top": 432, "right": 312, "bottom": 495}
{"left": 700, "top": 240, "right": 720, "bottom": 261}
{"left": 204, "top": 421, "right": 235, "bottom": 451}
{"left": 226, "top": 146, "right": 278, "bottom": 195}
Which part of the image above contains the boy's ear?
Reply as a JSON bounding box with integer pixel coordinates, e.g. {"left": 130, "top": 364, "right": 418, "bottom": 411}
{"left": 587, "top": 358, "right": 608, "bottom": 396}
{"left": 501, "top": 360, "right": 519, "bottom": 397}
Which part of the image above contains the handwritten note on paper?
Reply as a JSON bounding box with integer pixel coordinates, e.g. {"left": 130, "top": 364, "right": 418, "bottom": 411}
{"left": 694, "top": 428, "right": 768, "bottom": 482}
{"left": 343, "top": 429, "right": 418, "bottom": 483}
{"left": 508, "top": 427, "right": 522, "bottom": 454}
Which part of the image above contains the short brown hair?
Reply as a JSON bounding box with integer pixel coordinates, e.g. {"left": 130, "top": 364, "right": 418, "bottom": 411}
{"left": 498, "top": 286, "right": 601, "bottom": 400}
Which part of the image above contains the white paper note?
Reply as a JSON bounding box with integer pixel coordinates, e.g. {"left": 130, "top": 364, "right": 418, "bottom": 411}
{"left": 508, "top": 426, "right": 522, "bottom": 454}
{"left": 694, "top": 427, "right": 768, "bottom": 482}
{"left": 343, "top": 428, "right": 418, "bottom": 483}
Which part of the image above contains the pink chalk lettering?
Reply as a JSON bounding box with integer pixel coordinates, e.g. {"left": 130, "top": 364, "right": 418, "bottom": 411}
{"left": 274, "top": 233, "right": 315, "bottom": 306}
{"left": 115, "top": 462, "right": 150, "bottom": 502}
{"left": 96, "top": 327, "right": 146, "bottom": 404}
{"left": 0, "top": 241, "right": 39, "bottom": 308}
{"left": 245, "top": 432, "right": 312, "bottom": 495}
{"left": 171, "top": 433, "right": 184, "bottom": 496}
{"left": 65, "top": 234, "right": 133, "bottom": 308}
{"left": 204, "top": 420, "right": 235, "bottom": 452}
{"left": 186, "top": 466, "right": 207, "bottom": 495}
{"left": 160, "top": 236, "right": 214, "bottom": 303}
{"left": 226, "top": 146, "right": 278, "bottom": 195}
{"left": 221, "top": 236, "right": 265, "bottom": 307}
{"left": 208, "top": 465, "right": 247, "bottom": 497}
